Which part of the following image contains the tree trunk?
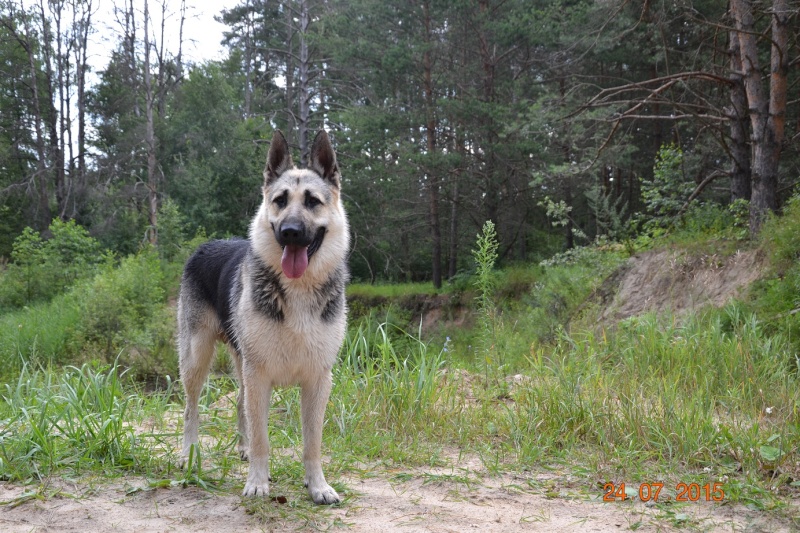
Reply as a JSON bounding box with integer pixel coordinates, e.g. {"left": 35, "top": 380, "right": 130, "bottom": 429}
{"left": 564, "top": 180, "right": 574, "bottom": 250}
{"left": 75, "top": 1, "right": 92, "bottom": 205}
{"left": 448, "top": 140, "right": 461, "bottom": 279}
{"left": 38, "top": 0, "right": 65, "bottom": 222}
{"left": 298, "top": 0, "right": 311, "bottom": 166}
{"left": 144, "top": 0, "right": 158, "bottom": 245}
{"left": 52, "top": 0, "right": 67, "bottom": 219}
{"left": 15, "top": 9, "right": 52, "bottom": 228}
{"left": 731, "top": 0, "right": 788, "bottom": 234}
{"left": 422, "top": 0, "right": 442, "bottom": 289}
{"left": 477, "top": 0, "right": 499, "bottom": 242}
{"left": 727, "top": 23, "right": 751, "bottom": 202}
{"left": 284, "top": 3, "right": 295, "bottom": 140}
{"left": 243, "top": 0, "right": 253, "bottom": 118}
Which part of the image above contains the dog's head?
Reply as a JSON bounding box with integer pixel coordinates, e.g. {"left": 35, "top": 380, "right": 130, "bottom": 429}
{"left": 256, "top": 130, "right": 346, "bottom": 280}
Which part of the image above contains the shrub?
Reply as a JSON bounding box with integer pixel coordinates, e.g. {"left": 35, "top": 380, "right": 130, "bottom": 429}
{"left": 76, "top": 248, "right": 175, "bottom": 378}
{"left": 0, "top": 219, "right": 102, "bottom": 310}
{"left": 641, "top": 143, "right": 693, "bottom": 220}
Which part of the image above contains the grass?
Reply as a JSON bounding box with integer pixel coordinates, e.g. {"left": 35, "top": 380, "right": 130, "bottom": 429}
{"left": 0, "top": 291, "right": 83, "bottom": 374}
{"left": 347, "top": 281, "right": 439, "bottom": 299}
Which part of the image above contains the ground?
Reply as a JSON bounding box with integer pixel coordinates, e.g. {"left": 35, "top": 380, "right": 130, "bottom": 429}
{"left": 596, "top": 248, "right": 764, "bottom": 321}
{"left": 1, "top": 456, "right": 793, "bottom": 532}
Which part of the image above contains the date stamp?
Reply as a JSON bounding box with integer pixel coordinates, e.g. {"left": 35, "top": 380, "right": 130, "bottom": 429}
{"left": 603, "top": 482, "right": 725, "bottom": 503}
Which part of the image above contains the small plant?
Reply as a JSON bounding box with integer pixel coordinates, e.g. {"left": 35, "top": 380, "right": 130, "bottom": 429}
{"left": 471, "top": 220, "right": 500, "bottom": 382}
{"left": 585, "top": 183, "right": 627, "bottom": 241}
{"left": 641, "top": 143, "right": 694, "bottom": 224}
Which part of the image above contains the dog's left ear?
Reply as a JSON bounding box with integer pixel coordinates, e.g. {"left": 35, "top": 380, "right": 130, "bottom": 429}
{"left": 264, "top": 130, "right": 294, "bottom": 186}
{"left": 308, "top": 130, "right": 340, "bottom": 189}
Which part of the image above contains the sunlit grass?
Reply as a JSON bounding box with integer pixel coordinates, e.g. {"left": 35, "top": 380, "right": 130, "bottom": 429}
{"left": 347, "top": 281, "right": 439, "bottom": 299}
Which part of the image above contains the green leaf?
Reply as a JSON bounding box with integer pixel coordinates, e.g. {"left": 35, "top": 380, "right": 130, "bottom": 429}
{"left": 759, "top": 445, "right": 783, "bottom": 462}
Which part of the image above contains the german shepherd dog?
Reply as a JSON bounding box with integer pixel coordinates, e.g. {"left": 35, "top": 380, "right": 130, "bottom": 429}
{"left": 178, "top": 130, "right": 348, "bottom": 504}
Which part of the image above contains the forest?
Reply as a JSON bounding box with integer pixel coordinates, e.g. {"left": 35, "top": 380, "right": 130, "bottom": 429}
{"left": 0, "top": 0, "right": 796, "bottom": 286}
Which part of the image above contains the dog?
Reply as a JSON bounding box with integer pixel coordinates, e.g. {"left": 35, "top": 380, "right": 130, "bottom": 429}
{"left": 177, "top": 130, "right": 349, "bottom": 504}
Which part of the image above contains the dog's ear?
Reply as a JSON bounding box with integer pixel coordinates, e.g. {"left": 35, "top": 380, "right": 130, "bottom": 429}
{"left": 308, "top": 130, "right": 340, "bottom": 188}
{"left": 264, "top": 130, "right": 293, "bottom": 186}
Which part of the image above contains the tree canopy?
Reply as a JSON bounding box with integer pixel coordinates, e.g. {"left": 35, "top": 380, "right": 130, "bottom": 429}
{"left": 0, "top": 0, "right": 797, "bottom": 284}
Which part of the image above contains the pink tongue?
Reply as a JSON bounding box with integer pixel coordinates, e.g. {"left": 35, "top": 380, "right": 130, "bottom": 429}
{"left": 281, "top": 245, "right": 309, "bottom": 278}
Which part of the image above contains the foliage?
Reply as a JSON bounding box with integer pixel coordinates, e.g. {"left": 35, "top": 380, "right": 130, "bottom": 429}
{"left": 0, "top": 247, "right": 173, "bottom": 381}
{"left": 641, "top": 143, "right": 694, "bottom": 222}
{"left": 747, "top": 194, "right": 800, "bottom": 355}
{"left": 0, "top": 290, "right": 82, "bottom": 375}
{"left": 76, "top": 247, "right": 174, "bottom": 378}
{"left": 0, "top": 219, "right": 102, "bottom": 310}
{"left": 156, "top": 198, "right": 188, "bottom": 263}
{"left": 585, "top": 183, "right": 628, "bottom": 240}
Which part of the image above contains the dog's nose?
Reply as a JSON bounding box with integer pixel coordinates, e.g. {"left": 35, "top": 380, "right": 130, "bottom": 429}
{"left": 280, "top": 221, "right": 304, "bottom": 243}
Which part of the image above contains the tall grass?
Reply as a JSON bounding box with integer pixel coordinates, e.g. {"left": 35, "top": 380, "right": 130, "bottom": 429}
{"left": 329, "top": 315, "right": 449, "bottom": 463}
{"left": 507, "top": 306, "right": 799, "bottom": 474}
{"left": 0, "top": 362, "right": 141, "bottom": 480}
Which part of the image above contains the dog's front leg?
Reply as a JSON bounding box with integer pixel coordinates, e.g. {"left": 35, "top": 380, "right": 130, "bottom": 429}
{"left": 242, "top": 368, "right": 272, "bottom": 497}
{"left": 301, "top": 372, "right": 340, "bottom": 504}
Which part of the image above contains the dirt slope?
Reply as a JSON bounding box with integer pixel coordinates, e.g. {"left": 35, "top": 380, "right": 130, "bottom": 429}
{"left": 598, "top": 248, "right": 765, "bottom": 322}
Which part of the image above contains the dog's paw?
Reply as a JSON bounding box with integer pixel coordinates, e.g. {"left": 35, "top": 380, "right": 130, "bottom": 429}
{"left": 308, "top": 483, "right": 340, "bottom": 505}
{"left": 243, "top": 468, "right": 271, "bottom": 497}
{"left": 178, "top": 447, "right": 195, "bottom": 469}
{"left": 242, "top": 480, "right": 270, "bottom": 497}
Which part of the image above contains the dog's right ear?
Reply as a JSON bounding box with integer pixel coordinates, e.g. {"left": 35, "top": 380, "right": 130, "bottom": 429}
{"left": 264, "top": 130, "right": 293, "bottom": 186}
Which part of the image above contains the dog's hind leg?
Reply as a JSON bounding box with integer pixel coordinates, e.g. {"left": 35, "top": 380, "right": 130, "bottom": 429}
{"left": 179, "top": 323, "right": 217, "bottom": 466}
{"left": 228, "top": 347, "right": 249, "bottom": 461}
{"left": 301, "top": 372, "right": 341, "bottom": 505}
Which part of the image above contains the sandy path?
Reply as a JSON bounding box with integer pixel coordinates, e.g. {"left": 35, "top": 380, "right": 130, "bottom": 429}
{"left": 1, "top": 467, "right": 792, "bottom": 532}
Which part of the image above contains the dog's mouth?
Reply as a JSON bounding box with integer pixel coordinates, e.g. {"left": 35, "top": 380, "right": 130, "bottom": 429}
{"left": 280, "top": 227, "right": 325, "bottom": 279}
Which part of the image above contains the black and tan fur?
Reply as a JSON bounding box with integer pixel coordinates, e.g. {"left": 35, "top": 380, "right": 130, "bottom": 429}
{"left": 178, "top": 130, "right": 348, "bottom": 504}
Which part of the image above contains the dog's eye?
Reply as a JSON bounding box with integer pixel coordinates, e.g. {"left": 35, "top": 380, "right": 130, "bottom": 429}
{"left": 305, "top": 193, "right": 322, "bottom": 209}
{"left": 273, "top": 192, "right": 288, "bottom": 209}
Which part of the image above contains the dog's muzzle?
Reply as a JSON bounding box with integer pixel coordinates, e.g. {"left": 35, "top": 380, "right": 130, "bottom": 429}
{"left": 276, "top": 221, "right": 325, "bottom": 279}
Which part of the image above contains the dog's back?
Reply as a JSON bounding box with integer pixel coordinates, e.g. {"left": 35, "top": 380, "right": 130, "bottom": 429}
{"left": 179, "top": 239, "right": 249, "bottom": 343}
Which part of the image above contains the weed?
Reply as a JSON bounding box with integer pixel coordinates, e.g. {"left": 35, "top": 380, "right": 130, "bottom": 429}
{"left": 472, "top": 220, "right": 500, "bottom": 383}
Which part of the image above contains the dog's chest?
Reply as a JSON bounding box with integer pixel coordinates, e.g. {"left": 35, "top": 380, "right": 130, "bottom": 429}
{"left": 236, "top": 274, "right": 345, "bottom": 384}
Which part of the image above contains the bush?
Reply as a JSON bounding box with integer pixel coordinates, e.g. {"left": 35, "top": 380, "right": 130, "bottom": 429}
{"left": 0, "top": 246, "right": 177, "bottom": 381}
{"left": 0, "top": 219, "right": 102, "bottom": 310}
{"left": 76, "top": 248, "right": 175, "bottom": 379}
{"left": 641, "top": 143, "right": 693, "bottom": 220}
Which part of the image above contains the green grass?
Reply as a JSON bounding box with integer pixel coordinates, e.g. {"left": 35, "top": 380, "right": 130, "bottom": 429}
{"left": 347, "top": 281, "right": 439, "bottom": 298}
{"left": 0, "top": 291, "right": 83, "bottom": 375}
